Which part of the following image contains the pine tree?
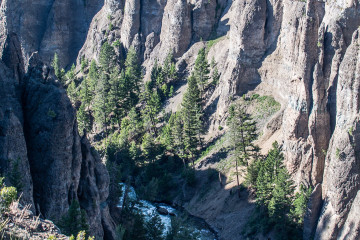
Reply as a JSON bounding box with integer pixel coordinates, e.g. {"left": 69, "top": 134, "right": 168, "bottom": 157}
{"left": 80, "top": 77, "right": 92, "bottom": 106}
{"left": 88, "top": 60, "right": 98, "bottom": 94}
{"left": 80, "top": 56, "right": 88, "bottom": 73}
{"left": 172, "top": 112, "right": 186, "bottom": 163}
{"left": 181, "top": 74, "right": 203, "bottom": 165}
{"left": 143, "top": 89, "right": 161, "bottom": 135}
{"left": 256, "top": 141, "right": 283, "bottom": 206}
{"left": 52, "top": 53, "right": 64, "bottom": 82}
{"left": 58, "top": 200, "right": 89, "bottom": 236}
{"left": 8, "top": 158, "right": 23, "bottom": 193}
{"left": 268, "top": 168, "right": 294, "bottom": 223}
{"left": 128, "top": 107, "right": 142, "bottom": 140}
{"left": 291, "top": 185, "right": 312, "bottom": 225}
{"left": 169, "top": 85, "right": 174, "bottom": 97}
{"left": 141, "top": 133, "right": 157, "bottom": 162}
{"left": 77, "top": 102, "right": 92, "bottom": 134}
{"left": 67, "top": 80, "right": 78, "bottom": 103}
{"left": 163, "top": 52, "right": 177, "bottom": 83}
{"left": 65, "top": 64, "right": 76, "bottom": 83}
{"left": 146, "top": 211, "right": 164, "bottom": 240}
{"left": 129, "top": 141, "right": 141, "bottom": 162}
{"left": 160, "top": 113, "right": 175, "bottom": 150}
{"left": 194, "top": 48, "right": 210, "bottom": 97}
{"left": 108, "top": 67, "right": 125, "bottom": 126}
{"left": 211, "top": 66, "right": 220, "bottom": 86}
{"left": 129, "top": 213, "right": 147, "bottom": 240}
{"left": 99, "top": 41, "right": 117, "bottom": 74}
{"left": 228, "top": 104, "right": 258, "bottom": 196}
{"left": 124, "top": 47, "right": 141, "bottom": 107}
{"left": 93, "top": 72, "right": 111, "bottom": 142}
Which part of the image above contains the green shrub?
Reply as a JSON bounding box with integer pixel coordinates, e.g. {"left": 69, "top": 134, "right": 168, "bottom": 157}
{"left": 47, "top": 108, "right": 57, "bottom": 118}
{"left": 336, "top": 148, "right": 341, "bottom": 159}
{"left": 0, "top": 186, "right": 17, "bottom": 209}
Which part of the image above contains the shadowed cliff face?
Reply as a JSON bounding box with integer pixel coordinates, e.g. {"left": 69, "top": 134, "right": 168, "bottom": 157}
{"left": 1, "top": 0, "right": 360, "bottom": 239}
{"left": 0, "top": 35, "right": 116, "bottom": 239}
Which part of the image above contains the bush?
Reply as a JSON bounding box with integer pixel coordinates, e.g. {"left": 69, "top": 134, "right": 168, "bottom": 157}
{"left": 0, "top": 186, "right": 17, "bottom": 209}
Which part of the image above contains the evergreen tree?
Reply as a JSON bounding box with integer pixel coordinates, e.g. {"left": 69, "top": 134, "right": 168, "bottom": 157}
{"left": 67, "top": 80, "right": 78, "bottom": 103}
{"left": 228, "top": 104, "right": 258, "bottom": 196}
{"left": 268, "top": 168, "right": 294, "bottom": 223}
{"left": 124, "top": 47, "right": 142, "bottom": 108}
{"left": 169, "top": 85, "right": 174, "bottom": 97}
{"left": 181, "top": 74, "right": 203, "bottom": 165}
{"left": 166, "top": 217, "right": 198, "bottom": 240}
{"left": 109, "top": 68, "right": 125, "bottom": 125}
{"left": 160, "top": 113, "right": 175, "bottom": 150}
{"left": 129, "top": 141, "right": 141, "bottom": 162}
{"left": 141, "top": 133, "right": 157, "bottom": 162}
{"left": 211, "top": 66, "right": 220, "bottom": 86}
{"left": 194, "top": 48, "right": 210, "bottom": 97}
{"left": 106, "top": 160, "right": 122, "bottom": 205}
{"left": 80, "top": 77, "right": 92, "bottom": 106}
{"left": 128, "top": 107, "right": 143, "bottom": 140}
{"left": 52, "top": 53, "right": 64, "bottom": 82}
{"left": 172, "top": 112, "right": 185, "bottom": 163}
{"left": 128, "top": 213, "right": 147, "bottom": 240}
{"left": 88, "top": 60, "right": 99, "bottom": 94}
{"left": 8, "top": 158, "right": 23, "bottom": 193}
{"left": 99, "top": 41, "right": 117, "bottom": 74}
{"left": 81, "top": 56, "right": 88, "bottom": 73}
{"left": 291, "top": 185, "right": 312, "bottom": 225}
{"left": 77, "top": 102, "right": 92, "bottom": 134}
{"left": 146, "top": 212, "right": 164, "bottom": 240}
{"left": 143, "top": 88, "right": 161, "bottom": 135}
{"left": 65, "top": 64, "right": 76, "bottom": 83}
{"left": 93, "top": 72, "right": 111, "bottom": 141}
{"left": 59, "top": 200, "right": 89, "bottom": 236}
{"left": 256, "top": 142, "right": 283, "bottom": 206}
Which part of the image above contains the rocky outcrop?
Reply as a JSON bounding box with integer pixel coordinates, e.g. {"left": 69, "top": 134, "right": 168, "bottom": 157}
{"left": 0, "top": 0, "right": 103, "bottom": 68}
{"left": 3, "top": 202, "right": 68, "bottom": 240}
{"left": 2, "top": 0, "right": 360, "bottom": 239}
{"left": 0, "top": 36, "right": 115, "bottom": 238}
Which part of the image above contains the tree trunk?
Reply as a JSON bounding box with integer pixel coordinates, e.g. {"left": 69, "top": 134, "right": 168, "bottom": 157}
{"left": 236, "top": 158, "right": 241, "bottom": 198}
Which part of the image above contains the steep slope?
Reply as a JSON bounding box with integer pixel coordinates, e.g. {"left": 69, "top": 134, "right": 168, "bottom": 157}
{"left": 1, "top": 0, "right": 360, "bottom": 239}
{"left": 75, "top": 0, "right": 360, "bottom": 239}
{"left": 0, "top": 35, "right": 116, "bottom": 239}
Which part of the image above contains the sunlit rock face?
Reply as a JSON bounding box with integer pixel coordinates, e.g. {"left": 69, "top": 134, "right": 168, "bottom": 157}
{"left": 1, "top": 0, "right": 360, "bottom": 239}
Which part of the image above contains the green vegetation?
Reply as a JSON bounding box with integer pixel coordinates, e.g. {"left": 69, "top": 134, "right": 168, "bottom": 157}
{"left": 206, "top": 36, "right": 224, "bottom": 51}
{"left": 58, "top": 200, "right": 89, "bottom": 236}
{"left": 52, "top": 53, "right": 65, "bottom": 82}
{"left": 8, "top": 158, "right": 23, "bottom": 193}
{"left": 244, "top": 142, "right": 311, "bottom": 239}
{"left": 336, "top": 148, "right": 341, "bottom": 159}
{"left": 53, "top": 43, "right": 309, "bottom": 240}
{"left": 0, "top": 186, "right": 17, "bottom": 210}
{"left": 228, "top": 104, "right": 259, "bottom": 196}
{"left": 194, "top": 48, "right": 210, "bottom": 97}
{"left": 253, "top": 95, "right": 281, "bottom": 120}
{"left": 47, "top": 108, "right": 57, "bottom": 118}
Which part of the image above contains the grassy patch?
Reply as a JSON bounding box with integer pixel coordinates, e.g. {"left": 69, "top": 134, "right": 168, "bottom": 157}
{"left": 195, "top": 135, "right": 226, "bottom": 164}
{"left": 253, "top": 95, "right": 281, "bottom": 120}
{"left": 206, "top": 36, "right": 225, "bottom": 52}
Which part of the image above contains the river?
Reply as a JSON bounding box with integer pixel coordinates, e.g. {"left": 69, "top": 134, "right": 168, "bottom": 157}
{"left": 118, "top": 183, "right": 217, "bottom": 240}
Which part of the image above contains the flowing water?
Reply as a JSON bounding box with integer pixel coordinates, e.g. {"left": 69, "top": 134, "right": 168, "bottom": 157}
{"left": 118, "top": 183, "right": 217, "bottom": 240}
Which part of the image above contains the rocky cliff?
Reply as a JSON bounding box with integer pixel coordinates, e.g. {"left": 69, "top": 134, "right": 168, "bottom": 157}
{"left": 1, "top": 0, "right": 360, "bottom": 239}
{"left": 0, "top": 34, "right": 116, "bottom": 238}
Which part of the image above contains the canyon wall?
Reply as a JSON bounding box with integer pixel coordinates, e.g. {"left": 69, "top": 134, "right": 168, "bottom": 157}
{"left": 1, "top": 0, "right": 360, "bottom": 239}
